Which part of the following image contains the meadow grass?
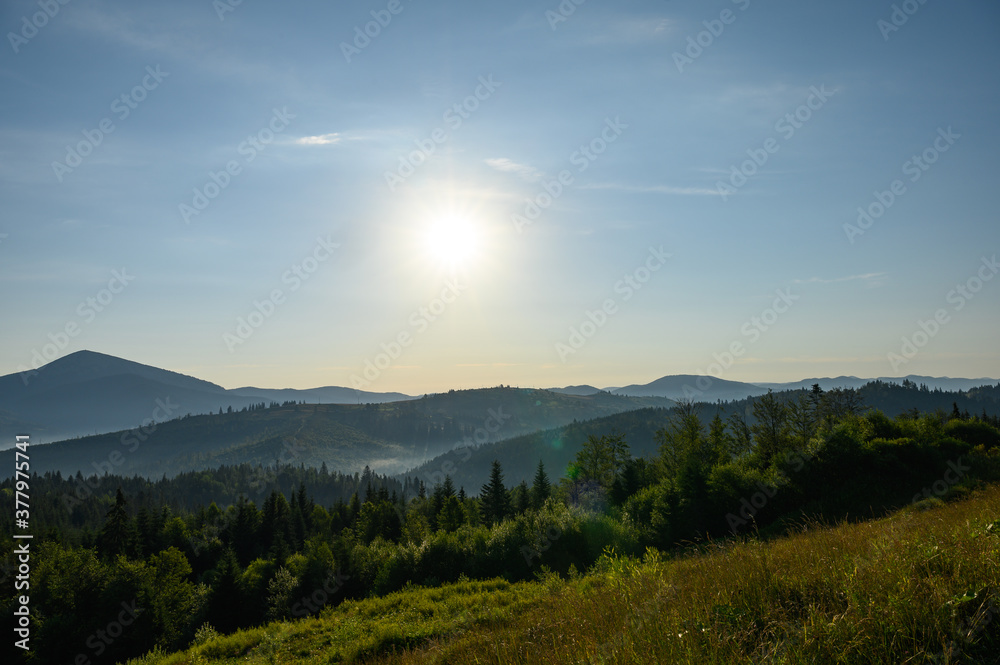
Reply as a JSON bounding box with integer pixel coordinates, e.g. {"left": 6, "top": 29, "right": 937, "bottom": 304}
{"left": 129, "top": 485, "right": 1000, "bottom": 665}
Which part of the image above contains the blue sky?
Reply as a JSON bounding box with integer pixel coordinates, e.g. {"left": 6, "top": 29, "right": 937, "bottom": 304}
{"left": 2, "top": 0, "right": 998, "bottom": 394}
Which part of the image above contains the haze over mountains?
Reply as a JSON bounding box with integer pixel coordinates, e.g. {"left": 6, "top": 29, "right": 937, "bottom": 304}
{"left": 20, "top": 385, "right": 680, "bottom": 479}
{"left": 553, "top": 374, "right": 999, "bottom": 401}
{"left": 2, "top": 350, "right": 998, "bottom": 448}
{"left": 0, "top": 350, "right": 411, "bottom": 444}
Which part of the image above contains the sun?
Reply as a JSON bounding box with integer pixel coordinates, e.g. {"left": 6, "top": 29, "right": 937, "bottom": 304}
{"left": 424, "top": 216, "right": 480, "bottom": 269}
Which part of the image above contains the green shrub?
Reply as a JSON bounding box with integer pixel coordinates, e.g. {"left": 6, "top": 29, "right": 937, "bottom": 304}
{"left": 945, "top": 419, "right": 1000, "bottom": 450}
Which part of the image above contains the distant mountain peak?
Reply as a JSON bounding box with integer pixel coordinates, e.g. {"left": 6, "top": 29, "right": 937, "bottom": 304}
{"left": 19, "top": 349, "right": 227, "bottom": 394}
{"left": 548, "top": 385, "right": 602, "bottom": 396}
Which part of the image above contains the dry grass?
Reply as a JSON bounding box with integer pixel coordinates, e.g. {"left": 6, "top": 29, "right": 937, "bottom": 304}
{"left": 130, "top": 486, "right": 1000, "bottom": 665}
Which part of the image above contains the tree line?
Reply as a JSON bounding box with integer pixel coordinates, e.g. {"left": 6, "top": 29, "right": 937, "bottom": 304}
{"left": 4, "top": 385, "right": 1000, "bottom": 665}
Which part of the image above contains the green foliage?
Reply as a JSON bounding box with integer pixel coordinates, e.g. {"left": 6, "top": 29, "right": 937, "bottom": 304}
{"left": 6, "top": 392, "right": 1000, "bottom": 665}
{"left": 945, "top": 418, "right": 1000, "bottom": 449}
{"left": 99, "top": 487, "right": 134, "bottom": 559}
{"left": 355, "top": 499, "right": 403, "bottom": 543}
{"left": 572, "top": 432, "right": 630, "bottom": 489}
{"left": 530, "top": 460, "right": 552, "bottom": 509}
{"left": 622, "top": 480, "right": 678, "bottom": 548}
{"left": 265, "top": 567, "right": 299, "bottom": 622}
{"left": 750, "top": 390, "right": 791, "bottom": 465}
{"left": 126, "top": 484, "right": 1000, "bottom": 665}
{"left": 479, "top": 460, "right": 511, "bottom": 527}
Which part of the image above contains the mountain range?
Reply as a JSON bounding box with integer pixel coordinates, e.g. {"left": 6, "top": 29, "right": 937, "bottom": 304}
{"left": 20, "top": 385, "right": 678, "bottom": 478}
{"left": 403, "top": 380, "right": 1000, "bottom": 491}
{"left": 1, "top": 350, "right": 997, "bottom": 469}
{"left": 552, "top": 374, "right": 998, "bottom": 402}
{"left": 0, "top": 350, "right": 411, "bottom": 444}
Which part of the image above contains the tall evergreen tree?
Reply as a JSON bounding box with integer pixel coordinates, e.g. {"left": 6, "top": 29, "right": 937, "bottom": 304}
{"left": 512, "top": 480, "right": 530, "bottom": 514}
{"left": 479, "top": 460, "right": 510, "bottom": 527}
{"left": 348, "top": 492, "right": 361, "bottom": 525}
{"left": 442, "top": 475, "right": 456, "bottom": 498}
{"left": 530, "top": 460, "right": 551, "bottom": 510}
{"left": 207, "top": 548, "right": 245, "bottom": 633}
{"left": 751, "top": 390, "right": 790, "bottom": 465}
{"left": 98, "top": 487, "right": 132, "bottom": 559}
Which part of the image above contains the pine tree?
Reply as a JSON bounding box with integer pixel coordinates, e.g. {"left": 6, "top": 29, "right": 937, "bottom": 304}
{"left": 530, "top": 460, "right": 551, "bottom": 510}
{"left": 479, "top": 460, "right": 510, "bottom": 527}
{"left": 207, "top": 548, "right": 245, "bottom": 632}
{"left": 348, "top": 492, "right": 361, "bottom": 525}
{"left": 513, "top": 480, "right": 530, "bottom": 514}
{"left": 98, "top": 487, "right": 132, "bottom": 559}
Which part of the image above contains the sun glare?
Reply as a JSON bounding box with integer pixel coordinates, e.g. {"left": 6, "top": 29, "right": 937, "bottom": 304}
{"left": 424, "top": 216, "right": 480, "bottom": 269}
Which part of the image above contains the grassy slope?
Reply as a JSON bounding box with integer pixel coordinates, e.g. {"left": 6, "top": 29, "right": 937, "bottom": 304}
{"left": 131, "top": 485, "right": 1000, "bottom": 665}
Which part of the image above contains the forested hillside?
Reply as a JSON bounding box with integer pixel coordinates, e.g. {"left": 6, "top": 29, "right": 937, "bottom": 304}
{"left": 405, "top": 380, "right": 1000, "bottom": 492}
{"left": 4, "top": 385, "right": 1000, "bottom": 664}
{"left": 19, "top": 387, "right": 676, "bottom": 479}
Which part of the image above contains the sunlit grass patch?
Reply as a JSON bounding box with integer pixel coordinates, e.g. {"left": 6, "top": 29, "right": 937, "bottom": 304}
{"left": 130, "top": 484, "right": 1000, "bottom": 665}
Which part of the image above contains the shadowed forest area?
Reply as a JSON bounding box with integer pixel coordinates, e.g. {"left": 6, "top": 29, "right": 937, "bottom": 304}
{"left": 4, "top": 385, "right": 1000, "bottom": 663}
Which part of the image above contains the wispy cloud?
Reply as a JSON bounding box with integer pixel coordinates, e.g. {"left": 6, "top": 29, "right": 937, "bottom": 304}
{"left": 485, "top": 157, "right": 542, "bottom": 181}
{"left": 579, "top": 183, "right": 724, "bottom": 196}
{"left": 65, "top": 6, "right": 287, "bottom": 85}
{"left": 294, "top": 133, "right": 342, "bottom": 146}
{"left": 793, "top": 272, "right": 887, "bottom": 285}
{"left": 584, "top": 17, "right": 674, "bottom": 44}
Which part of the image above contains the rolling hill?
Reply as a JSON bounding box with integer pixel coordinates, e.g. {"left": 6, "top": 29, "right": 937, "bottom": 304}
{"left": 0, "top": 350, "right": 412, "bottom": 445}
{"left": 403, "top": 379, "right": 1000, "bottom": 493}
{"left": 757, "top": 375, "right": 1000, "bottom": 392}
{"left": 611, "top": 374, "right": 769, "bottom": 401}
{"left": 400, "top": 406, "right": 674, "bottom": 492}
{"left": 21, "top": 386, "right": 676, "bottom": 478}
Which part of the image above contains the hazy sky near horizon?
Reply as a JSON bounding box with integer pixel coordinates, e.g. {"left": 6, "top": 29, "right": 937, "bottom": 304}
{"left": 2, "top": 0, "right": 999, "bottom": 394}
